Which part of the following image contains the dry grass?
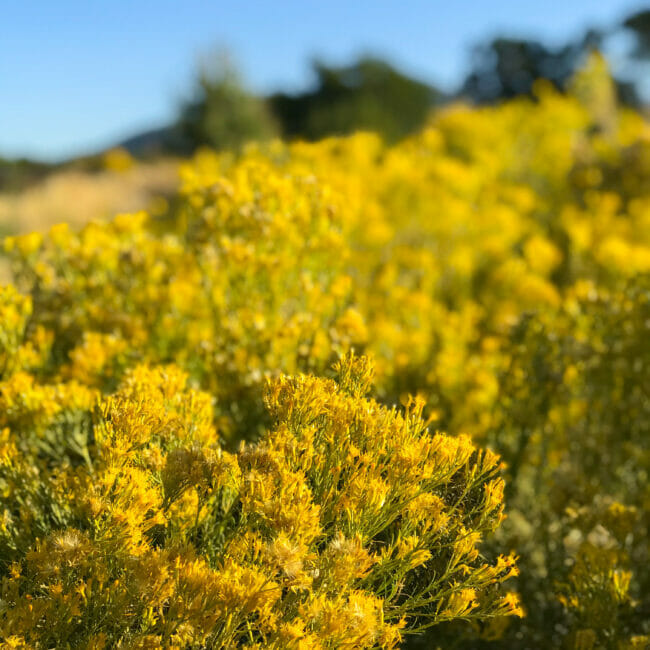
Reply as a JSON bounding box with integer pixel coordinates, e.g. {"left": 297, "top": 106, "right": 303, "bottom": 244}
{"left": 0, "top": 158, "right": 180, "bottom": 282}
{"left": 0, "top": 159, "right": 179, "bottom": 235}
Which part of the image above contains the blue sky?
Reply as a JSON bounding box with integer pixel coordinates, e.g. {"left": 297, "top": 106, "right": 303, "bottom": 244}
{"left": 1, "top": 1, "right": 645, "bottom": 161}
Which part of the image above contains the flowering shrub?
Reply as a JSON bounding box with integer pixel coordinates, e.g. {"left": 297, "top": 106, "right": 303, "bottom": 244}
{"left": 1, "top": 56, "right": 649, "bottom": 647}
{"left": 0, "top": 354, "right": 520, "bottom": 648}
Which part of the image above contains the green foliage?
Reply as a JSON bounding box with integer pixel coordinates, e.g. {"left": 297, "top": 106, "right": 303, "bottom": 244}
{"left": 178, "top": 54, "right": 278, "bottom": 153}
{"left": 270, "top": 57, "right": 440, "bottom": 142}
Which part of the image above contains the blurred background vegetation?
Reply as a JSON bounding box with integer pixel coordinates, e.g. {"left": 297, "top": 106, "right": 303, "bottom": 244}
{"left": 126, "top": 6, "right": 650, "bottom": 153}
{"left": 3, "top": 7, "right": 650, "bottom": 194}
{"left": 1, "top": 5, "right": 649, "bottom": 252}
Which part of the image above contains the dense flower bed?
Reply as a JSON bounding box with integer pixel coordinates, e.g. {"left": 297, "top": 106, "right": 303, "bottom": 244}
{"left": 1, "top": 57, "right": 648, "bottom": 648}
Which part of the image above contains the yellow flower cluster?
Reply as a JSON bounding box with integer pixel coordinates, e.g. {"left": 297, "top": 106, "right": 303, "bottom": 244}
{"left": 0, "top": 353, "right": 520, "bottom": 648}
{"left": 1, "top": 54, "right": 648, "bottom": 647}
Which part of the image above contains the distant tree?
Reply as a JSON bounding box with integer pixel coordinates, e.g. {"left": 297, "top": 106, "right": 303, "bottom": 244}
{"left": 620, "top": 9, "right": 650, "bottom": 104}
{"left": 460, "top": 31, "right": 603, "bottom": 104}
{"left": 623, "top": 9, "right": 650, "bottom": 58}
{"left": 177, "top": 53, "right": 278, "bottom": 153}
{"left": 270, "top": 57, "right": 442, "bottom": 143}
{"left": 0, "top": 157, "right": 53, "bottom": 194}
